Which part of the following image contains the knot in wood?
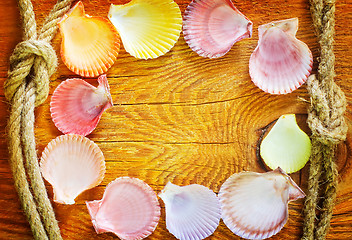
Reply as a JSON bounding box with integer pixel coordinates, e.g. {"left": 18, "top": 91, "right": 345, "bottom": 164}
{"left": 307, "top": 74, "right": 348, "bottom": 145}
{"left": 4, "top": 39, "right": 57, "bottom": 106}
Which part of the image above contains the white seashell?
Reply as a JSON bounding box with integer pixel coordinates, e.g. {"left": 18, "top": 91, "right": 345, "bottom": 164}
{"left": 218, "top": 167, "right": 305, "bottom": 239}
{"left": 50, "top": 74, "right": 113, "bottom": 136}
{"left": 249, "top": 18, "right": 313, "bottom": 94}
{"left": 183, "top": 0, "right": 252, "bottom": 58}
{"left": 86, "top": 177, "right": 160, "bottom": 240}
{"left": 159, "top": 182, "right": 221, "bottom": 240}
{"left": 40, "top": 134, "right": 105, "bottom": 204}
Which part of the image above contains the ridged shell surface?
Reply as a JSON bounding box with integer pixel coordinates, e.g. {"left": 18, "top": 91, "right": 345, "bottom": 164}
{"left": 183, "top": 0, "right": 252, "bottom": 58}
{"left": 59, "top": 1, "right": 120, "bottom": 77}
{"left": 249, "top": 18, "right": 313, "bottom": 94}
{"left": 40, "top": 134, "right": 105, "bottom": 204}
{"left": 260, "top": 114, "right": 312, "bottom": 173}
{"left": 86, "top": 177, "right": 160, "bottom": 240}
{"left": 159, "top": 182, "right": 221, "bottom": 240}
{"left": 218, "top": 168, "right": 305, "bottom": 239}
{"left": 50, "top": 75, "right": 113, "bottom": 136}
{"left": 108, "top": 0, "right": 182, "bottom": 59}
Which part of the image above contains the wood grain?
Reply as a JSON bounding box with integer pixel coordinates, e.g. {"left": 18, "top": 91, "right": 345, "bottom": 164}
{"left": 0, "top": 0, "right": 351, "bottom": 239}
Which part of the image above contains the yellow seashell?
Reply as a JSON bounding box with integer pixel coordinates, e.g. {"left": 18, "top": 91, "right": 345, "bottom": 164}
{"left": 108, "top": 0, "right": 182, "bottom": 59}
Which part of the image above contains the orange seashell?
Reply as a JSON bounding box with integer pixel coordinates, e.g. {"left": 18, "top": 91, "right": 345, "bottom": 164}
{"left": 50, "top": 75, "right": 113, "bottom": 136}
{"left": 40, "top": 134, "right": 105, "bottom": 204}
{"left": 58, "top": 1, "right": 120, "bottom": 77}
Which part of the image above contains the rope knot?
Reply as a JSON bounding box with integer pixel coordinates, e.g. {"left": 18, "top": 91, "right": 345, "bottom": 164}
{"left": 5, "top": 39, "right": 58, "bottom": 106}
{"left": 307, "top": 74, "right": 348, "bottom": 145}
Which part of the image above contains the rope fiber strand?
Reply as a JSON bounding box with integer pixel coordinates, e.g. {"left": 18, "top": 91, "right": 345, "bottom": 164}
{"left": 4, "top": 0, "right": 73, "bottom": 239}
{"left": 302, "top": 0, "right": 348, "bottom": 239}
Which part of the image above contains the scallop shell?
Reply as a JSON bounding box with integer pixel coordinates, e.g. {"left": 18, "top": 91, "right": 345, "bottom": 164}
{"left": 40, "top": 134, "right": 105, "bottom": 204}
{"left": 260, "top": 114, "right": 312, "bottom": 173}
{"left": 86, "top": 177, "right": 160, "bottom": 240}
{"left": 183, "top": 0, "right": 252, "bottom": 58}
{"left": 218, "top": 168, "right": 305, "bottom": 239}
{"left": 58, "top": 1, "right": 120, "bottom": 77}
{"left": 50, "top": 74, "right": 113, "bottom": 136}
{"left": 249, "top": 18, "right": 313, "bottom": 94}
{"left": 108, "top": 0, "right": 182, "bottom": 59}
{"left": 159, "top": 182, "right": 221, "bottom": 240}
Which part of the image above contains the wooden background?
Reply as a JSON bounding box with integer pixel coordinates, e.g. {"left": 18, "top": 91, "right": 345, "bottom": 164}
{"left": 0, "top": 0, "right": 351, "bottom": 239}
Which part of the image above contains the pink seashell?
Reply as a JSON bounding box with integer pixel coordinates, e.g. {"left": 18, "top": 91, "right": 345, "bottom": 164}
{"left": 50, "top": 74, "right": 113, "bottom": 136}
{"left": 86, "top": 177, "right": 160, "bottom": 240}
{"left": 249, "top": 18, "right": 313, "bottom": 94}
{"left": 183, "top": 0, "right": 252, "bottom": 58}
{"left": 218, "top": 167, "right": 305, "bottom": 239}
{"left": 40, "top": 134, "right": 105, "bottom": 204}
{"left": 159, "top": 182, "right": 221, "bottom": 240}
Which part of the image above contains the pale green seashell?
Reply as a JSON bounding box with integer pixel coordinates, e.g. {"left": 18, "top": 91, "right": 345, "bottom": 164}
{"left": 260, "top": 114, "right": 312, "bottom": 173}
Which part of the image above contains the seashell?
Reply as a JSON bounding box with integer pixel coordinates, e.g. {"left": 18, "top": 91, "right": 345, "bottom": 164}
{"left": 249, "top": 18, "right": 313, "bottom": 94}
{"left": 218, "top": 167, "right": 305, "bottom": 239}
{"left": 183, "top": 0, "right": 252, "bottom": 58}
{"left": 40, "top": 134, "right": 105, "bottom": 204}
{"left": 159, "top": 182, "right": 221, "bottom": 240}
{"left": 50, "top": 74, "right": 113, "bottom": 136}
{"left": 58, "top": 1, "right": 120, "bottom": 77}
{"left": 86, "top": 177, "right": 160, "bottom": 240}
{"left": 108, "top": 0, "right": 182, "bottom": 59}
{"left": 260, "top": 114, "right": 312, "bottom": 173}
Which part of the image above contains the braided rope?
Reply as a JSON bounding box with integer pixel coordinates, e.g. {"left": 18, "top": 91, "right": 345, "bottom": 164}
{"left": 302, "top": 0, "right": 348, "bottom": 239}
{"left": 4, "top": 0, "right": 73, "bottom": 239}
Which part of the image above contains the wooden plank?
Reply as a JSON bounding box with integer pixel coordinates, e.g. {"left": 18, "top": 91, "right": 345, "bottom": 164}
{"left": 0, "top": 0, "right": 351, "bottom": 239}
